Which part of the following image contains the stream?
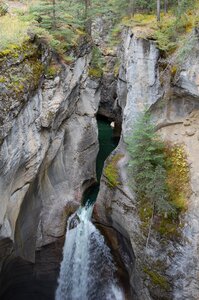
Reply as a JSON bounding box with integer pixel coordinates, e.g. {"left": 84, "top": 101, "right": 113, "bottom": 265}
{"left": 83, "top": 117, "right": 119, "bottom": 204}
{"left": 56, "top": 117, "right": 122, "bottom": 300}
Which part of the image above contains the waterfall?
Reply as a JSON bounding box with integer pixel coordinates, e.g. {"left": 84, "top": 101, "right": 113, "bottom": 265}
{"left": 56, "top": 203, "right": 124, "bottom": 300}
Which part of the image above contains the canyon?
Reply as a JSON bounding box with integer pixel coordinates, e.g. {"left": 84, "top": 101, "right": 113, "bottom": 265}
{"left": 0, "top": 15, "right": 199, "bottom": 300}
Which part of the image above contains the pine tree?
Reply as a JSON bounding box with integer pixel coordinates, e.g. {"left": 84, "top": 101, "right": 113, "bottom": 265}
{"left": 126, "top": 112, "right": 175, "bottom": 216}
{"left": 31, "top": 0, "right": 64, "bottom": 31}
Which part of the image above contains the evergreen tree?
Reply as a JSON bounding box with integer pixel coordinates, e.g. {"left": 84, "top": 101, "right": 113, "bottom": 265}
{"left": 31, "top": 0, "right": 64, "bottom": 31}
{"left": 31, "top": 0, "right": 89, "bottom": 31}
{"left": 126, "top": 112, "right": 175, "bottom": 215}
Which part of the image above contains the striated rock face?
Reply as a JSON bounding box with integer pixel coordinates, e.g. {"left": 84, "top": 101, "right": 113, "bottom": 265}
{"left": 0, "top": 42, "right": 101, "bottom": 272}
{"left": 117, "top": 30, "right": 163, "bottom": 137}
{"left": 96, "top": 28, "right": 199, "bottom": 300}
{"left": 96, "top": 30, "right": 163, "bottom": 300}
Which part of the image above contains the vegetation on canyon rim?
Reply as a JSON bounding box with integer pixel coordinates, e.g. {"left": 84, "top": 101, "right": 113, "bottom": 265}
{"left": 0, "top": 0, "right": 198, "bottom": 94}
{"left": 126, "top": 112, "right": 190, "bottom": 239}
{"left": 0, "top": 0, "right": 197, "bottom": 106}
{"left": 0, "top": 0, "right": 198, "bottom": 55}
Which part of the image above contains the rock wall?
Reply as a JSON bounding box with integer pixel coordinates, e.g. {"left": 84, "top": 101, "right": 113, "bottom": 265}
{"left": 117, "top": 30, "right": 163, "bottom": 137}
{"left": 0, "top": 41, "right": 101, "bottom": 272}
{"left": 0, "top": 23, "right": 199, "bottom": 300}
{"left": 96, "top": 27, "right": 199, "bottom": 300}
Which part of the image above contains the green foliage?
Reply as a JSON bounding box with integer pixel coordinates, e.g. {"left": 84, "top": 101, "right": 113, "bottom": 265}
{"left": 30, "top": 0, "right": 66, "bottom": 31}
{"left": 139, "top": 200, "right": 153, "bottom": 231}
{"left": 29, "top": 0, "right": 86, "bottom": 53}
{"left": 108, "top": 0, "right": 196, "bottom": 19}
{"left": 126, "top": 112, "right": 190, "bottom": 239}
{"left": 143, "top": 267, "right": 170, "bottom": 290}
{"left": 154, "top": 11, "right": 196, "bottom": 52}
{"left": 154, "top": 18, "right": 178, "bottom": 52}
{"left": 176, "top": 33, "right": 198, "bottom": 65}
{"left": 117, "top": 0, "right": 198, "bottom": 52}
{"left": 113, "top": 58, "right": 120, "bottom": 77}
{"left": 0, "top": 40, "right": 44, "bottom": 100}
{"left": 126, "top": 112, "right": 175, "bottom": 215}
{"left": 0, "top": 1, "right": 8, "bottom": 16}
{"left": 88, "top": 46, "right": 105, "bottom": 78}
{"left": 104, "top": 154, "right": 123, "bottom": 187}
{"left": 154, "top": 216, "right": 182, "bottom": 238}
{"left": 88, "top": 68, "right": 103, "bottom": 78}
{"left": 0, "top": 15, "right": 29, "bottom": 50}
{"left": 108, "top": 23, "right": 123, "bottom": 47}
{"left": 176, "top": 0, "right": 196, "bottom": 16}
{"left": 63, "top": 55, "right": 75, "bottom": 64}
{"left": 0, "top": 75, "right": 5, "bottom": 83}
{"left": 164, "top": 144, "right": 190, "bottom": 213}
{"left": 45, "top": 63, "right": 60, "bottom": 79}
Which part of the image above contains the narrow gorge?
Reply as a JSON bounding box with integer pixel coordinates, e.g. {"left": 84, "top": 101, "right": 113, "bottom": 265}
{"left": 0, "top": 1, "right": 199, "bottom": 299}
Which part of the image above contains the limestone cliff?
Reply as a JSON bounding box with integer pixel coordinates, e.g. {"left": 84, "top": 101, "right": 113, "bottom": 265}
{"left": 0, "top": 39, "right": 100, "bottom": 271}
{"left": 96, "top": 27, "right": 199, "bottom": 300}
{"left": 0, "top": 17, "right": 199, "bottom": 300}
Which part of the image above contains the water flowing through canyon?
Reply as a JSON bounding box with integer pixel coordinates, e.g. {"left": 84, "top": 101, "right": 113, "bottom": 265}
{"left": 56, "top": 204, "right": 124, "bottom": 300}
{"left": 55, "top": 118, "right": 122, "bottom": 299}
{"left": 83, "top": 117, "right": 120, "bottom": 204}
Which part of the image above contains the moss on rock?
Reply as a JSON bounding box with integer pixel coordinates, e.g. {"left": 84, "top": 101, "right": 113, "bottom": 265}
{"left": 143, "top": 267, "right": 170, "bottom": 291}
{"left": 88, "top": 67, "right": 103, "bottom": 78}
{"left": 0, "top": 40, "right": 44, "bottom": 99}
{"left": 104, "top": 153, "right": 123, "bottom": 188}
{"left": 0, "top": 38, "right": 48, "bottom": 140}
{"left": 45, "top": 62, "right": 61, "bottom": 79}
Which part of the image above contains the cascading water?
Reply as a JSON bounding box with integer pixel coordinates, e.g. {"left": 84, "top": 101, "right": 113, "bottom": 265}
{"left": 55, "top": 203, "right": 124, "bottom": 300}
{"left": 56, "top": 118, "right": 122, "bottom": 299}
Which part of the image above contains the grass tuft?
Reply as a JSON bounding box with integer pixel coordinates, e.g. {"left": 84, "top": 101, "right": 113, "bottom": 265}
{"left": 0, "top": 15, "right": 29, "bottom": 50}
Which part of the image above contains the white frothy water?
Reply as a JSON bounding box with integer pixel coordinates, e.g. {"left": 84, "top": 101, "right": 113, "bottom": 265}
{"left": 56, "top": 204, "right": 124, "bottom": 300}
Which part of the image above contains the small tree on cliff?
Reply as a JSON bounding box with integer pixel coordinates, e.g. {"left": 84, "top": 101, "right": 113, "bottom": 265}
{"left": 126, "top": 112, "right": 175, "bottom": 216}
